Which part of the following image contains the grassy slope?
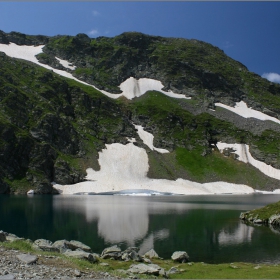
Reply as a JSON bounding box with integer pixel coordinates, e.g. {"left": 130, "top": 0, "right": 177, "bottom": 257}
{"left": 129, "top": 91, "right": 280, "bottom": 190}
{"left": 2, "top": 240, "right": 280, "bottom": 279}
{"left": 243, "top": 201, "right": 280, "bottom": 221}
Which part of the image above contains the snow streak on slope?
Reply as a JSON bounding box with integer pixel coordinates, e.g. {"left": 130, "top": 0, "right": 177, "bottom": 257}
{"left": 55, "top": 57, "right": 76, "bottom": 70}
{"left": 134, "top": 125, "right": 169, "bottom": 153}
{"left": 217, "top": 142, "right": 280, "bottom": 180}
{"left": 0, "top": 43, "right": 189, "bottom": 100}
{"left": 215, "top": 101, "right": 280, "bottom": 125}
{"left": 53, "top": 142, "right": 255, "bottom": 195}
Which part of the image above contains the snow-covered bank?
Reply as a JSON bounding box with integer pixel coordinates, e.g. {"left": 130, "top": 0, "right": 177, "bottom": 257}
{"left": 217, "top": 142, "right": 280, "bottom": 180}
{"left": 53, "top": 142, "right": 255, "bottom": 195}
{"left": 215, "top": 101, "right": 280, "bottom": 125}
{"left": 0, "top": 43, "right": 190, "bottom": 100}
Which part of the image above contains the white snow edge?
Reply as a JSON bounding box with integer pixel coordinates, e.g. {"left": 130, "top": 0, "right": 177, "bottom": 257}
{"left": 215, "top": 101, "right": 280, "bottom": 125}
{"left": 217, "top": 142, "right": 280, "bottom": 180}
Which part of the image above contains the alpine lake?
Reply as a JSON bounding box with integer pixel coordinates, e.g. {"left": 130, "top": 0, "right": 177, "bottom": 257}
{"left": 1, "top": 193, "right": 280, "bottom": 264}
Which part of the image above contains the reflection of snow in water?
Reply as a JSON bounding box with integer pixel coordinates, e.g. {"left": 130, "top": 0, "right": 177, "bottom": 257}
{"left": 218, "top": 222, "right": 254, "bottom": 245}
{"left": 138, "top": 229, "right": 170, "bottom": 256}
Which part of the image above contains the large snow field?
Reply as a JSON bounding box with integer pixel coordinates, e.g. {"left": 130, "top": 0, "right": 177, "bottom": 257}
{"left": 0, "top": 43, "right": 190, "bottom": 100}
{"left": 53, "top": 142, "right": 256, "bottom": 195}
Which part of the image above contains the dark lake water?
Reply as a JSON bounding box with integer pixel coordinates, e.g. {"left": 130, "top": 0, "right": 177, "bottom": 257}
{"left": 1, "top": 194, "right": 280, "bottom": 264}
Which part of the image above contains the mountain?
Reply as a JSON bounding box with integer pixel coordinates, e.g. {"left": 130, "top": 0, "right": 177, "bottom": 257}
{"left": 0, "top": 30, "right": 280, "bottom": 194}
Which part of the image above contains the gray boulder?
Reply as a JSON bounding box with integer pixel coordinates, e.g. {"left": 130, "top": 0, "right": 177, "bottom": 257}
{"left": 171, "top": 251, "right": 189, "bottom": 263}
{"left": 0, "top": 230, "right": 6, "bottom": 242}
{"left": 16, "top": 253, "right": 38, "bottom": 264}
{"left": 6, "top": 233, "right": 24, "bottom": 242}
{"left": 69, "top": 240, "right": 92, "bottom": 252}
{"left": 121, "top": 247, "right": 143, "bottom": 262}
{"left": 167, "top": 267, "right": 180, "bottom": 275}
{"left": 143, "top": 248, "right": 159, "bottom": 259}
{"left": 52, "top": 239, "right": 71, "bottom": 253}
{"left": 33, "top": 239, "right": 59, "bottom": 252}
{"left": 127, "top": 263, "right": 164, "bottom": 276}
{"left": 101, "top": 245, "right": 122, "bottom": 260}
{"left": 63, "top": 250, "right": 97, "bottom": 263}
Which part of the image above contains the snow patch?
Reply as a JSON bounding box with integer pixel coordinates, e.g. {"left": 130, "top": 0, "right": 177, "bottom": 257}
{"left": 55, "top": 57, "right": 76, "bottom": 70}
{"left": 215, "top": 101, "right": 280, "bottom": 125}
{"left": 53, "top": 142, "right": 255, "bottom": 195}
{"left": 217, "top": 142, "right": 280, "bottom": 180}
{"left": 134, "top": 125, "right": 169, "bottom": 153}
{"left": 119, "top": 77, "right": 190, "bottom": 100}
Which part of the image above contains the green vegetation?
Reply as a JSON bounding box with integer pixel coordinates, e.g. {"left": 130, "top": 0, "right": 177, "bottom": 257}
{"left": 2, "top": 240, "right": 280, "bottom": 279}
{"left": 243, "top": 200, "right": 280, "bottom": 221}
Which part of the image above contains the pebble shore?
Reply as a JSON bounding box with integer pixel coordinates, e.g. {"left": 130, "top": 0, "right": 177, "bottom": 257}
{"left": 0, "top": 246, "right": 116, "bottom": 280}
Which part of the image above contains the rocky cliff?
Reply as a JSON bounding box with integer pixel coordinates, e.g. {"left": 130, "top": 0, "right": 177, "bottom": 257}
{"left": 0, "top": 30, "right": 280, "bottom": 194}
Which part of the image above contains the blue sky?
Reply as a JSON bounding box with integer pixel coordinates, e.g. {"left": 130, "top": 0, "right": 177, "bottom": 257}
{"left": 1, "top": 1, "right": 280, "bottom": 82}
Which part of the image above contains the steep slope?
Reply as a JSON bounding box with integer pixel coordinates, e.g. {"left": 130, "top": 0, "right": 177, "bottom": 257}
{"left": 0, "top": 30, "right": 280, "bottom": 194}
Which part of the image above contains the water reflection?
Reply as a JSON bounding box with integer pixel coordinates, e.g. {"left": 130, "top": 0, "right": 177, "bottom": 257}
{"left": 52, "top": 195, "right": 264, "bottom": 248}
{"left": 218, "top": 222, "right": 255, "bottom": 245}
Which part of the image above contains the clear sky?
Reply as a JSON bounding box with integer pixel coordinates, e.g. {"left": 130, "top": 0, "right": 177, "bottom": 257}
{"left": 1, "top": 1, "right": 280, "bottom": 83}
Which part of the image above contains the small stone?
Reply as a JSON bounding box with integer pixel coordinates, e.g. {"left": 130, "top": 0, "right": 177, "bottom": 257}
{"left": 74, "top": 269, "right": 81, "bottom": 277}
{"left": 100, "top": 262, "right": 109, "bottom": 266}
{"left": 0, "top": 275, "right": 15, "bottom": 279}
{"left": 143, "top": 248, "right": 159, "bottom": 259}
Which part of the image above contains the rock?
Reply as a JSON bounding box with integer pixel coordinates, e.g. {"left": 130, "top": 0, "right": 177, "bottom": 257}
{"left": 101, "top": 245, "right": 122, "bottom": 260}
{"left": 52, "top": 239, "right": 71, "bottom": 253}
{"left": 6, "top": 233, "right": 24, "bottom": 242}
{"left": 143, "top": 257, "right": 152, "bottom": 264}
{"left": 121, "top": 247, "right": 143, "bottom": 262}
{"left": 0, "top": 230, "right": 6, "bottom": 242}
{"left": 99, "top": 262, "right": 109, "bottom": 266}
{"left": 16, "top": 253, "right": 38, "bottom": 264}
{"left": 33, "top": 239, "right": 59, "bottom": 252}
{"left": 127, "top": 263, "right": 163, "bottom": 276}
{"left": 269, "top": 214, "right": 280, "bottom": 226}
{"left": 63, "top": 250, "right": 97, "bottom": 263}
{"left": 171, "top": 251, "right": 189, "bottom": 263}
{"left": 69, "top": 240, "right": 92, "bottom": 252}
{"left": 74, "top": 269, "right": 81, "bottom": 277}
{"left": 254, "top": 219, "right": 263, "bottom": 224}
{"left": 143, "top": 248, "right": 159, "bottom": 259}
{"left": 0, "top": 275, "right": 15, "bottom": 279}
{"left": 27, "top": 189, "right": 35, "bottom": 195}
{"left": 167, "top": 266, "right": 179, "bottom": 275}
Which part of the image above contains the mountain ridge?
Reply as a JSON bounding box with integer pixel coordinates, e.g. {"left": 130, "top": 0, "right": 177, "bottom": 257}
{"left": 0, "top": 30, "right": 280, "bottom": 194}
